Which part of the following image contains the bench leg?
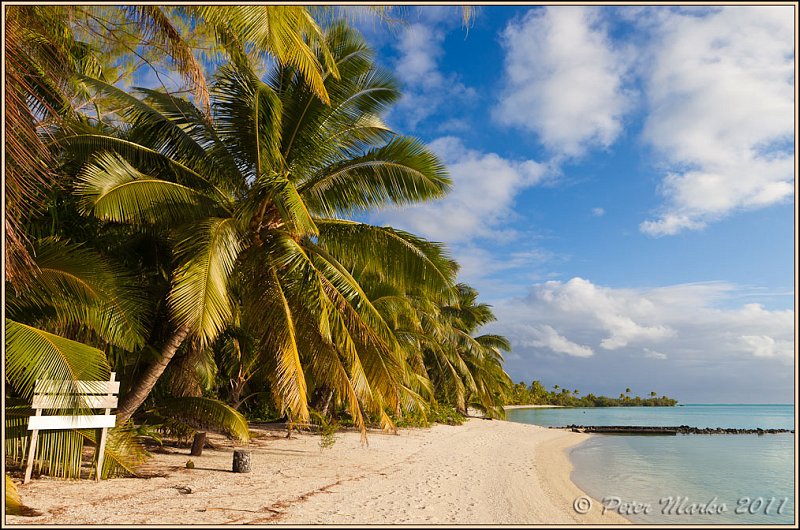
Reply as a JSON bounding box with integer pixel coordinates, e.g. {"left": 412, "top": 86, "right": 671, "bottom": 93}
{"left": 95, "top": 427, "right": 109, "bottom": 481}
{"left": 23, "top": 429, "right": 39, "bottom": 484}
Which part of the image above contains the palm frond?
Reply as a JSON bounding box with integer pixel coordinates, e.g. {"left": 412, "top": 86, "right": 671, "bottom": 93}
{"left": 75, "top": 151, "right": 218, "bottom": 225}
{"left": 76, "top": 424, "right": 150, "bottom": 478}
{"left": 6, "top": 237, "right": 148, "bottom": 350}
{"left": 254, "top": 175, "right": 319, "bottom": 238}
{"left": 475, "top": 334, "right": 512, "bottom": 353}
{"left": 316, "top": 219, "right": 457, "bottom": 299}
{"left": 245, "top": 267, "right": 311, "bottom": 423}
{"left": 5, "top": 319, "right": 110, "bottom": 399}
{"left": 194, "top": 6, "right": 336, "bottom": 104}
{"left": 4, "top": 6, "right": 76, "bottom": 285}
{"left": 149, "top": 397, "right": 250, "bottom": 442}
{"left": 292, "top": 313, "right": 368, "bottom": 437}
{"left": 300, "top": 136, "right": 450, "bottom": 216}
{"left": 5, "top": 474, "right": 41, "bottom": 516}
{"left": 213, "top": 64, "right": 284, "bottom": 179}
{"left": 136, "top": 88, "right": 243, "bottom": 191}
{"left": 276, "top": 23, "right": 398, "bottom": 169}
{"left": 168, "top": 218, "right": 243, "bottom": 346}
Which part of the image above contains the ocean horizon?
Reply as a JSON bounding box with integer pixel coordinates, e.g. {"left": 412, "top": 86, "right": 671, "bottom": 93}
{"left": 506, "top": 404, "right": 795, "bottom": 524}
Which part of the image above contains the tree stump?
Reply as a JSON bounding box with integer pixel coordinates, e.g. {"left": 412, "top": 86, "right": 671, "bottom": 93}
{"left": 232, "top": 449, "right": 252, "bottom": 473}
{"left": 190, "top": 432, "right": 206, "bottom": 457}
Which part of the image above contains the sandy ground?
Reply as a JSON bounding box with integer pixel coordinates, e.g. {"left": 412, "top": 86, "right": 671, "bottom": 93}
{"left": 6, "top": 418, "right": 628, "bottom": 525}
{"left": 503, "top": 404, "right": 565, "bottom": 409}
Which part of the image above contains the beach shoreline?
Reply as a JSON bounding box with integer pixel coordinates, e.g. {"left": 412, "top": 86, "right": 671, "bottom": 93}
{"left": 6, "top": 418, "right": 628, "bottom": 525}
{"left": 503, "top": 404, "right": 565, "bottom": 409}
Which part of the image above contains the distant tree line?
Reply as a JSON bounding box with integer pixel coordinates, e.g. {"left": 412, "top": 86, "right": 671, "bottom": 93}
{"left": 505, "top": 381, "right": 678, "bottom": 407}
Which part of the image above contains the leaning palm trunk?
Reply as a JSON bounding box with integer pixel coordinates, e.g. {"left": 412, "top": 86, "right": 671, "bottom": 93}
{"left": 116, "top": 327, "right": 190, "bottom": 424}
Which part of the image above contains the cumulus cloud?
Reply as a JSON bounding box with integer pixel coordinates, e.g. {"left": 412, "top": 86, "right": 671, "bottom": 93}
{"left": 391, "top": 18, "right": 476, "bottom": 130}
{"left": 489, "top": 277, "right": 794, "bottom": 401}
{"left": 591, "top": 207, "right": 606, "bottom": 217}
{"left": 496, "top": 278, "right": 793, "bottom": 361}
{"left": 522, "top": 325, "right": 595, "bottom": 358}
{"left": 530, "top": 277, "right": 677, "bottom": 350}
{"left": 494, "top": 6, "right": 631, "bottom": 157}
{"left": 376, "top": 136, "right": 548, "bottom": 243}
{"left": 739, "top": 335, "right": 793, "bottom": 359}
{"left": 395, "top": 23, "right": 443, "bottom": 82}
{"left": 639, "top": 6, "right": 795, "bottom": 236}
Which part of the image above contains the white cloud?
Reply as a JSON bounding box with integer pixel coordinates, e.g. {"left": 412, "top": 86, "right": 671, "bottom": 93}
{"left": 644, "top": 348, "right": 668, "bottom": 360}
{"left": 376, "top": 136, "right": 548, "bottom": 243}
{"left": 491, "top": 277, "right": 794, "bottom": 363}
{"left": 391, "top": 21, "right": 476, "bottom": 130}
{"left": 639, "top": 6, "right": 795, "bottom": 236}
{"left": 494, "top": 6, "right": 631, "bottom": 157}
{"left": 591, "top": 207, "right": 606, "bottom": 217}
{"left": 523, "top": 325, "right": 595, "bottom": 357}
{"left": 739, "top": 335, "right": 793, "bottom": 359}
{"left": 437, "top": 119, "right": 472, "bottom": 134}
{"left": 453, "top": 245, "right": 555, "bottom": 283}
{"left": 395, "top": 23, "right": 443, "bottom": 83}
{"left": 532, "top": 277, "right": 677, "bottom": 350}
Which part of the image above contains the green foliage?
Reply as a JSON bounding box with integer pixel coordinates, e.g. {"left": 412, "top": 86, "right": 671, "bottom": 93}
{"left": 6, "top": 237, "right": 149, "bottom": 351}
{"left": 4, "top": 319, "right": 110, "bottom": 400}
{"left": 310, "top": 410, "right": 338, "bottom": 449}
{"left": 505, "top": 380, "right": 678, "bottom": 407}
{"left": 83, "top": 424, "right": 151, "bottom": 478}
{"left": 146, "top": 397, "right": 250, "bottom": 443}
{"left": 242, "top": 399, "right": 283, "bottom": 423}
{"left": 428, "top": 403, "right": 466, "bottom": 426}
{"left": 395, "top": 403, "right": 465, "bottom": 428}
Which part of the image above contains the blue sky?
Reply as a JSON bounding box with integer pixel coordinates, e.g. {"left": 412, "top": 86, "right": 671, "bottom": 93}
{"left": 351, "top": 5, "right": 795, "bottom": 403}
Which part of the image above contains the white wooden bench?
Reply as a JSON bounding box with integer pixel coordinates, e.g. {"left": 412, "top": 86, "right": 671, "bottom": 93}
{"left": 24, "top": 372, "right": 119, "bottom": 484}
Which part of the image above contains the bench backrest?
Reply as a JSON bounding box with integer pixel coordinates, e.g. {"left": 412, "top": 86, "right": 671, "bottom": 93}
{"left": 28, "top": 373, "right": 119, "bottom": 431}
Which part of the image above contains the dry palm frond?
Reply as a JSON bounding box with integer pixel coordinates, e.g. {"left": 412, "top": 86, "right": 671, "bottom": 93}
{"left": 5, "top": 475, "right": 42, "bottom": 516}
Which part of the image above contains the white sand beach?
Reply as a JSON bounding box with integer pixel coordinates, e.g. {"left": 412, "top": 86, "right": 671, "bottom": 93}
{"left": 503, "top": 404, "right": 566, "bottom": 409}
{"left": 6, "top": 418, "right": 628, "bottom": 525}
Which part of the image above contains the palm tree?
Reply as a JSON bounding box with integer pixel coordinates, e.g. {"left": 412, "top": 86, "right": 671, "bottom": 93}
{"left": 181, "top": 6, "right": 339, "bottom": 105}
{"left": 4, "top": 238, "right": 150, "bottom": 480}
{"left": 444, "top": 284, "right": 512, "bottom": 418}
{"left": 3, "top": 4, "right": 242, "bottom": 497}
{"left": 383, "top": 282, "right": 511, "bottom": 419}
{"left": 4, "top": 6, "right": 90, "bottom": 286}
{"left": 64, "top": 23, "right": 453, "bottom": 431}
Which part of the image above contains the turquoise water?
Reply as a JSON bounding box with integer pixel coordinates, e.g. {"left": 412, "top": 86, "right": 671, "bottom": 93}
{"left": 506, "top": 405, "right": 795, "bottom": 524}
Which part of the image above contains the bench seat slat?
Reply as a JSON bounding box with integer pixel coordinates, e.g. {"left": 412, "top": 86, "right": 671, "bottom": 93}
{"left": 31, "top": 395, "right": 118, "bottom": 410}
{"left": 28, "top": 414, "right": 117, "bottom": 430}
{"left": 33, "top": 380, "right": 120, "bottom": 395}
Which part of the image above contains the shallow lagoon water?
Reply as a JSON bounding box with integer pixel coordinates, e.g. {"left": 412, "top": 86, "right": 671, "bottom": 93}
{"left": 506, "top": 404, "right": 795, "bottom": 524}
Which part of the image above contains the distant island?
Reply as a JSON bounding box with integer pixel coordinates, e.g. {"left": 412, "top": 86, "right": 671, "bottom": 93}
{"left": 505, "top": 380, "right": 678, "bottom": 407}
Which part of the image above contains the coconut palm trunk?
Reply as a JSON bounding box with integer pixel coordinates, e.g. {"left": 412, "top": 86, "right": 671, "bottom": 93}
{"left": 116, "top": 326, "right": 190, "bottom": 424}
